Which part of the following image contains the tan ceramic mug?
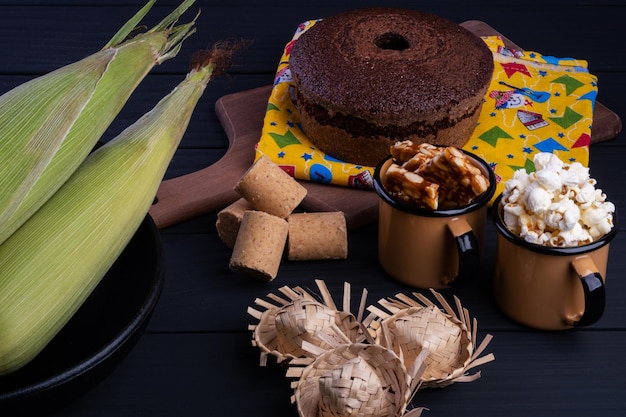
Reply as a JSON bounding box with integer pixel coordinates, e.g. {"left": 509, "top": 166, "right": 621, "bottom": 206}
{"left": 492, "top": 194, "right": 618, "bottom": 330}
{"left": 373, "top": 151, "right": 496, "bottom": 289}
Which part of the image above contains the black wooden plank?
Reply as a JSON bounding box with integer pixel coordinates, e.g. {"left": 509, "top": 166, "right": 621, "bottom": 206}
{"left": 90, "top": 74, "right": 272, "bottom": 149}
{"left": 148, "top": 217, "right": 626, "bottom": 333}
{"left": 1, "top": 0, "right": 624, "bottom": 5}
{"left": 0, "top": 4, "right": 287, "bottom": 75}
{"left": 1, "top": 4, "right": 625, "bottom": 75}
{"left": 44, "top": 331, "right": 626, "bottom": 417}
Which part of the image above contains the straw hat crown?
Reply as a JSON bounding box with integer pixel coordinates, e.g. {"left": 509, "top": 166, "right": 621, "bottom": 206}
{"left": 293, "top": 343, "right": 421, "bottom": 417}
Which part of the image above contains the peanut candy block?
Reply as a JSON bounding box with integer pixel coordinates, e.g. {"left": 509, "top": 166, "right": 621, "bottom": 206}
{"left": 385, "top": 164, "right": 440, "bottom": 209}
{"left": 386, "top": 141, "right": 490, "bottom": 210}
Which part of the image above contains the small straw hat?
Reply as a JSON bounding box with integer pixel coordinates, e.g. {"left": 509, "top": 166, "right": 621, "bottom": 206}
{"left": 366, "top": 289, "right": 495, "bottom": 388}
{"left": 248, "top": 280, "right": 369, "bottom": 365}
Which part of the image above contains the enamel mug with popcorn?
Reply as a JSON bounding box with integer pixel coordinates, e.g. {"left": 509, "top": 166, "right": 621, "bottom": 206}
{"left": 492, "top": 153, "right": 618, "bottom": 330}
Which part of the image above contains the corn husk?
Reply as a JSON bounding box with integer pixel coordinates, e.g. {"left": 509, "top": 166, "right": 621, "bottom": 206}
{"left": 0, "top": 0, "right": 198, "bottom": 244}
{"left": 0, "top": 42, "right": 238, "bottom": 375}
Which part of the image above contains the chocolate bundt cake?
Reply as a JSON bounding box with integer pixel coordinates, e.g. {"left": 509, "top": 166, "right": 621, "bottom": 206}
{"left": 289, "top": 8, "right": 494, "bottom": 167}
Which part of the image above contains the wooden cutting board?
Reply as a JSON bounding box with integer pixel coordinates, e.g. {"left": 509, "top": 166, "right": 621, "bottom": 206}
{"left": 149, "top": 20, "right": 622, "bottom": 230}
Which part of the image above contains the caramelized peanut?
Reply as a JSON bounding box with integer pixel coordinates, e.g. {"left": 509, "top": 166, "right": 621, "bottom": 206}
{"left": 384, "top": 142, "right": 489, "bottom": 209}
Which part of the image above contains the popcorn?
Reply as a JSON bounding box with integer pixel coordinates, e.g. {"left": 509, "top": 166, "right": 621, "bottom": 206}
{"left": 501, "top": 153, "right": 615, "bottom": 247}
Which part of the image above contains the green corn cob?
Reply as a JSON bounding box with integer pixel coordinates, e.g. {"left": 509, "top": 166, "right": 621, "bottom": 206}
{"left": 0, "top": 43, "right": 238, "bottom": 375}
{"left": 0, "top": 0, "right": 198, "bottom": 245}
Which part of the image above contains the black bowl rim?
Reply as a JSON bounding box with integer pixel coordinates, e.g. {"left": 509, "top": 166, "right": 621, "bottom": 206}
{"left": 492, "top": 193, "right": 619, "bottom": 255}
{"left": 373, "top": 148, "right": 497, "bottom": 217}
{"left": 0, "top": 214, "right": 165, "bottom": 404}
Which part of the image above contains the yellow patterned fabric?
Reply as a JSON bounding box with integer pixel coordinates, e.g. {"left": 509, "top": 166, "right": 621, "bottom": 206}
{"left": 255, "top": 21, "right": 598, "bottom": 202}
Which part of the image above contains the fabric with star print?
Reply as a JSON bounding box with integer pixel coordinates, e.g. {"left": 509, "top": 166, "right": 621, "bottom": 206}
{"left": 255, "top": 20, "right": 375, "bottom": 189}
{"left": 255, "top": 23, "right": 597, "bottom": 203}
{"left": 466, "top": 36, "right": 596, "bottom": 204}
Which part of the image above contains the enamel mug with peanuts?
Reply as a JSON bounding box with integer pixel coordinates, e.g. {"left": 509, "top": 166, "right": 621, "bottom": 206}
{"left": 373, "top": 151, "right": 496, "bottom": 289}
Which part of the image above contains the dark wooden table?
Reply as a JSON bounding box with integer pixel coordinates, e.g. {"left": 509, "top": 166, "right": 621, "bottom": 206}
{"left": 0, "top": 1, "right": 624, "bottom": 416}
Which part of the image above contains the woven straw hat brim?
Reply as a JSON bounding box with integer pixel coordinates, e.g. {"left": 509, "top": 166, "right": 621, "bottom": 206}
{"left": 254, "top": 305, "right": 303, "bottom": 361}
{"left": 254, "top": 299, "right": 364, "bottom": 363}
{"left": 249, "top": 282, "right": 368, "bottom": 365}
{"left": 379, "top": 305, "right": 473, "bottom": 382}
{"left": 366, "top": 289, "right": 495, "bottom": 389}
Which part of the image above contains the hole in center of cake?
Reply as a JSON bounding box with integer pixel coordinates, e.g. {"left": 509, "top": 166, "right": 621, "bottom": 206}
{"left": 374, "top": 32, "right": 410, "bottom": 51}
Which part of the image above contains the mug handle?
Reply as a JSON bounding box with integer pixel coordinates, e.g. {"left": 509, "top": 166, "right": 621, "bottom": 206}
{"left": 568, "top": 256, "right": 606, "bottom": 327}
{"left": 446, "top": 218, "right": 480, "bottom": 286}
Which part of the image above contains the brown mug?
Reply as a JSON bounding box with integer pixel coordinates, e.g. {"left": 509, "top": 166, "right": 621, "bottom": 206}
{"left": 373, "top": 151, "right": 496, "bottom": 289}
{"left": 492, "top": 193, "right": 618, "bottom": 330}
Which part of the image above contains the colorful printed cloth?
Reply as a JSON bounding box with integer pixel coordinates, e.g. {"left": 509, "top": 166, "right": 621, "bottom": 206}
{"left": 255, "top": 20, "right": 598, "bottom": 202}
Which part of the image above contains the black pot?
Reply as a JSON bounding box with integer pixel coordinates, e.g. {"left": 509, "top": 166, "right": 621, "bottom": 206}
{"left": 0, "top": 214, "right": 165, "bottom": 416}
